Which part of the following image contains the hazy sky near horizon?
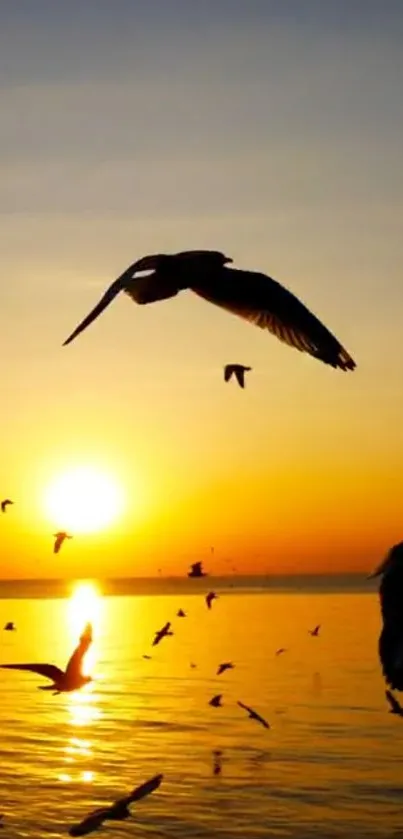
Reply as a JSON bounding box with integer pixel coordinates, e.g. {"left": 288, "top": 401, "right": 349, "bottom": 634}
{"left": 1, "top": 1, "right": 403, "bottom": 578}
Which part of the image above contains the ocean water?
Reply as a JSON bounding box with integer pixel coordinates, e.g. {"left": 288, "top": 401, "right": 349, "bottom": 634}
{"left": 0, "top": 578, "right": 401, "bottom": 838}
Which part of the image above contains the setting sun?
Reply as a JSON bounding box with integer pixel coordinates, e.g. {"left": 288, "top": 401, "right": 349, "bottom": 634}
{"left": 44, "top": 466, "right": 124, "bottom": 534}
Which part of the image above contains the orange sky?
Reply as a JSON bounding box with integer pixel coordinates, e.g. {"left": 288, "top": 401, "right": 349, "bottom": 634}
{"left": 1, "top": 2, "right": 403, "bottom": 578}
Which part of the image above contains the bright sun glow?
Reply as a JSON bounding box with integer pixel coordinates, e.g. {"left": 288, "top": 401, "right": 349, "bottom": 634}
{"left": 44, "top": 465, "right": 124, "bottom": 533}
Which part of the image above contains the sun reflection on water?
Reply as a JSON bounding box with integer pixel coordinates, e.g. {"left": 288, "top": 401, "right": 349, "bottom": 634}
{"left": 61, "top": 581, "right": 104, "bottom": 781}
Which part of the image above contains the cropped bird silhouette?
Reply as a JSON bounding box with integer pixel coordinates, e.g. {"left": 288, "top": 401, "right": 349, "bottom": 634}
{"left": 188, "top": 561, "right": 206, "bottom": 579}
{"left": 369, "top": 542, "right": 403, "bottom": 690}
{"left": 217, "top": 662, "right": 234, "bottom": 675}
{"left": 54, "top": 531, "right": 72, "bottom": 554}
{"left": 69, "top": 773, "right": 163, "bottom": 837}
{"left": 152, "top": 622, "right": 173, "bottom": 647}
{"left": 209, "top": 694, "right": 223, "bottom": 707}
{"left": 275, "top": 648, "right": 287, "bottom": 656}
{"left": 206, "top": 591, "right": 218, "bottom": 610}
{"left": 309, "top": 624, "right": 321, "bottom": 637}
{"left": 385, "top": 689, "right": 403, "bottom": 717}
{"left": 237, "top": 701, "right": 270, "bottom": 729}
{"left": 4, "top": 622, "right": 15, "bottom": 631}
{"left": 177, "top": 609, "right": 186, "bottom": 617}
{"left": 1, "top": 623, "right": 92, "bottom": 694}
{"left": 224, "top": 364, "right": 252, "bottom": 389}
{"left": 1, "top": 499, "right": 13, "bottom": 513}
{"left": 63, "top": 250, "right": 355, "bottom": 371}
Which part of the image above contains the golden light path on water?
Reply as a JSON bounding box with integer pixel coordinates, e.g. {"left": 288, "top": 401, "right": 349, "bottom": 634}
{"left": 59, "top": 581, "right": 104, "bottom": 784}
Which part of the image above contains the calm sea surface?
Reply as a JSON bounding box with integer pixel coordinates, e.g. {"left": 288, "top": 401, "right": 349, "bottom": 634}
{"left": 0, "top": 577, "right": 401, "bottom": 838}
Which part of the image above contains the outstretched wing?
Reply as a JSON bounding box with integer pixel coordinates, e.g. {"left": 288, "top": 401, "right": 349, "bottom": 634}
{"left": 69, "top": 809, "right": 109, "bottom": 837}
{"left": 65, "top": 623, "right": 93, "bottom": 679}
{"left": 122, "top": 773, "right": 163, "bottom": 807}
{"left": 234, "top": 367, "right": 245, "bottom": 388}
{"left": 192, "top": 268, "right": 355, "bottom": 371}
{"left": 224, "top": 365, "right": 233, "bottom": 382}
{"left": 63, "top": 263, "right": 142, "bottom": 346}
{"left": 0, "top": 663, "right": 64, "bottom": 682}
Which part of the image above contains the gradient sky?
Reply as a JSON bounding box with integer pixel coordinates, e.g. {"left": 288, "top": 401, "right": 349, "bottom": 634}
{"left": 1, "top": 0, "right": 403, "bottom": 578}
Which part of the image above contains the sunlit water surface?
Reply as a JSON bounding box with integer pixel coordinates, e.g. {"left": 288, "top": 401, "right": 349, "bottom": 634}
{"left": 0, "top": 582, "right": 401, "bottom": 838}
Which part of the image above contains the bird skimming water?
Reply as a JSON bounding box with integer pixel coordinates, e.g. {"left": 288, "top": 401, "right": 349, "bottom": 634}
{"left": 63, "top": 250, "right": 356, "bottom": 370}
{"left": 237, "top": 701, "right": 270, "bottom": 729}
{"left": 1, "top": 623, "right": 92, "bottom": 694}
{"left": 69, "top": 773, "right": 163, "bottom": 836}
{"left": 152, "top": 622, "right": 173, "bottom": 647}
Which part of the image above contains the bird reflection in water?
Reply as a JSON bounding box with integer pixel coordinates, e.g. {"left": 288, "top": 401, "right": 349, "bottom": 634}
{"left": 59, "top": 582, "right": 104, "bottom": 783}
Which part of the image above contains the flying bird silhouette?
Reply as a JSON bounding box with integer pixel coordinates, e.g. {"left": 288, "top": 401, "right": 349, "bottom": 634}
{"left": 1, "top": 623, "right": 92, "bottom": 694}
{"left": 63, "top": 250, "right": 355, "bottom": 371}
{"left": 1, "top": 499, "right": 13, "bottom": 513}
{"left": 237, "top": 701, "right": 270, "bottom": 729}
{"left": 4, "top": 622, "right": 15, "bottom": 631}
{"left": 54, "top": 531, "right": 72, "bottom": 554}
{"left": 309, "top": 625, "right": 321, "bottom": 637}
{"left": 209, "top": 694, "right": 223, "bottom": 707}
{"left": 190, "top": 662, "right": 197, "bottom": 669}
{"left": 177, "top": 609, "right": 186, "bottom": 617}
{"left": 206, "top": 591, "right": 218, "bottom": 610}
{"left": 275, "top": 648, "right": 287, "bottom": 656}
{"left": 152, "top": 622, "right": 173, "bottom": 647}
{"left": 216, "top": 662, "right": 234, "bottom": 676}
{"left": 224, "top": 364, "right": 252, "bottom": 389}
{"left": 385, "top": 689, "right": 403, "bottom": 717}
{"left": 69, "top": 773, "right": 163, "bottom": 836}
{"left": 188, "top": 561, "right": 206, "bottom": 578}
{"left": 142, "top": 654, "right": 152, "bottom": 660}
{"left": 369, "top": 542, "right": 403, "bottom": 690}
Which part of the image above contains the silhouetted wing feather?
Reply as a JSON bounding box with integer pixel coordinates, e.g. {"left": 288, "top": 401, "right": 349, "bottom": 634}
{"left": 224, "top": 366, "right": 232, "bottom": 382}
{"left": 192, "top": 268, "right": 355, "bottom": 371}
{"left": 65, "top": 623, "right": 92, "bottom": 678}
{"left": 69, "top": 809, "right": 109, "bottom": 837}
{"left": 63, "top": 263, "right": 142, "bottom": 346}
{"left": 385, "top": 689, "right": 402, "bottom": 713}
{"left": 122, "top": 773, "right": 163, "bottom": 806}
{"left": 0, "top": 663, "right": 64, "bottom": 681}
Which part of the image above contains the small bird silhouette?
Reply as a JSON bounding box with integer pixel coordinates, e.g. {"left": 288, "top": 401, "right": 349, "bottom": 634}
{"left": 4, "top": 622, "right": 15, "bottom": 631}
{"left": 237, "top": 701, "right": 270, "bottom": 729}
{"left": 190, "top": 662, "right": 197, "bottom": 669}
{"left": 1, "top": 623, "right": 92, "bottom": 694}
{"left": 309, "top": 625, "right": 321, "bottom": 637}
{"left": 217, "top": 662, "right": 234, "bottom": 676}
{"left": 152, "top": 622, "right": 173, "bottom": 647}
{"left": 206, "top": 591, "right": 218, "bottom": 610}
{"left": 142, "top": 654, "right": 152, "bottom": 660}
{"left": 63, "top": 250, "right": 356, "bottom": 371}
{"left": 177, "top": 609, "right": 186, "bottom": 617}
{"left": 53, "top": 531, "right": 72, "bottom": 554}
{"left": 275, "top": 648, "right": 287, "bottom": 656}
{"left": 69, "top": 773, "right": 163, "bottom": 836}
{"left": 188, "top": 561, "right": 206, "bottom": 578}
{"left": 1, "top": 499, "right": 13, "bottom": 513}
{"left": 224, "top": 364, "right": 252, "bottom": 389}
{"left": 209, "top": 694, "right": 223, "bottom": 707}
{"left": 385, "top": 689, "right": 403, "bottom": 717}
{"left": 369, "top": 542, "right": 403, "bottom": 691}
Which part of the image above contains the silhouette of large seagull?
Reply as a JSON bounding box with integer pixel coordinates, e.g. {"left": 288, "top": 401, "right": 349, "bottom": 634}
{"left": 63, "top": 250, "right": 355, "bottom": 370}
{"left": 0, "top": 623, "right": 92, "bottom": 694}
{"left": 369, "top": 542, "right": 403, "bottom": 691}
